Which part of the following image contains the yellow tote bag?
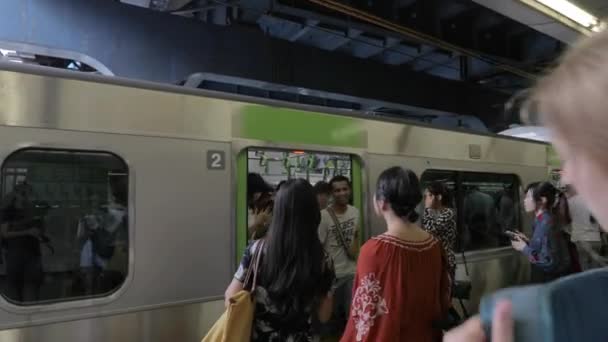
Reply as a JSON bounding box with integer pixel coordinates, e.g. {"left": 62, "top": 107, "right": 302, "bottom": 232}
{"left": 202, "top": 290, "right": 255, "bottom": 342}
{"left": 202, "top": 241, "right": 264, "bottom": 342}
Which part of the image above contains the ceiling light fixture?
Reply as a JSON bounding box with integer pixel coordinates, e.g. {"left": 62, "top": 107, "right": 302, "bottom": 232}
{"left": 592, "top": 21, "right": 607, "bottom": 33}
{"left": 529, "top": 0, "right": 605, "bottom": 33}
{"left": 536, "top": 0, "right": 598, "bottom": 27}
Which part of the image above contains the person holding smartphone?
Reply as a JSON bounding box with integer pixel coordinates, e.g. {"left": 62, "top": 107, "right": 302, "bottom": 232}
{"left": 509, "top": 182, "right": 571, "bottom": 283}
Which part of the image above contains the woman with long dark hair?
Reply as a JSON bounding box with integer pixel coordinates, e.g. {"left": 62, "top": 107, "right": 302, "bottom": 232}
{"left": 224, "top": 179, "right": 335, "bottom": 341}
{"left": 247, "top": 173, "right": 274, "bottom": 240}
{"left": 340, "top": 167, "right": 450, "bottom": 342}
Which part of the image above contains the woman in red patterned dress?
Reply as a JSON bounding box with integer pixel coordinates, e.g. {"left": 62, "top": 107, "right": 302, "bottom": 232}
{"left": 340, "top": 166, "right": 451, "bottom": 342}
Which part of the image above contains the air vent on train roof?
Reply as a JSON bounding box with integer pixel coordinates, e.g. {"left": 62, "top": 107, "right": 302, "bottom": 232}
{"left": 469, "top": 144, "right": 482, "bottom": 159}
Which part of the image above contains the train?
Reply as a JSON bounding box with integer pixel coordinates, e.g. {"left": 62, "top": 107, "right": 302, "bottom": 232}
{"left": 0, "top": 62, "right": 549, "bottom": 341}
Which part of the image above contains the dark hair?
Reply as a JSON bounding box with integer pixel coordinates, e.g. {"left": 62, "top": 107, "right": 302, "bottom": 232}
{"left": 328, "top": 175, "right": 351, "bottom": 190}
{"left": 313, "top": 181, "right": 331, "bottom": 195}
{"left": 525, "top": 182, "right": 540, "bottom": 195}
{"left": 254, "top": 192, "right": 274, "bottom": 213}
{"left": 527, "top": 182, "right": 557, "bottom": 209}
{"left": 426, "top": 181, "right": 450, "bottom": 207}
{"left": 259, "top": 179, "right": 328, "bottom": 314}
{"left": 110, "top": 179, "right": 128, "bottom": 206}
{"left": 558, "top": 191, "right": 572, "bottom": 225}
{"left": 590, "top": 215, "right": 597, "bottom": 224}
{"left": 376, "top": 166, "right": 422, "bottom": 222}
{"left": 276, "top": 180, "right": 286, "bottom": 192}
{"left": 248, "top": 173, "right": 272, "bottom": 207}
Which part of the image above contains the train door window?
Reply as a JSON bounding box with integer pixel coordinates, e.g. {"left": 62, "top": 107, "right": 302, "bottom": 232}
{"left": 248, "top": 149, "right": 352, "bottom": 189}
{"left": 421, "top": 170, "right": 520, "bottom": 252}
{"left": 0, "top": 148, "right": 129, "bottom": 305}
{"left": 245, "top": 148, "right": 355, "bottom": 241}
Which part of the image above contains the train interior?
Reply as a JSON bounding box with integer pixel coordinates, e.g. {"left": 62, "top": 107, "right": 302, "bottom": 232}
{"left": 242, "top": 148, "right": 362, "bottom": 255}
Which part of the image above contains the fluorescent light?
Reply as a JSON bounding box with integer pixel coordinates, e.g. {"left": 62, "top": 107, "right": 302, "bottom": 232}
{"left": 0, "top": 49, "right": 16, "bottom": 56}
{"left": 535, "top": 0, "right": 599, "bottom": 28}
{"left": 592, "top": 22, "right": 607, "bottom": 32}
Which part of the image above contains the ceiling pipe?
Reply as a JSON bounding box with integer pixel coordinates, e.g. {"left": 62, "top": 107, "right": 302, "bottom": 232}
{"left": 306, "top": 0, "right": 538, "bottom": 80}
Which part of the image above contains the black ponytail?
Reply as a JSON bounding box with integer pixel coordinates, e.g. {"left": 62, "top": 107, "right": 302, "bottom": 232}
{"left": 390, "top": 204, "right": 420, "bottom": 222}
{"left": 376, "top": 167, "right": 422, "bottom": 223}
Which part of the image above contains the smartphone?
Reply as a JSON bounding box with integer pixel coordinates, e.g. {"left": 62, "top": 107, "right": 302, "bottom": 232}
{"left": 503, "top": 230, "right": 519, "bottom": 241}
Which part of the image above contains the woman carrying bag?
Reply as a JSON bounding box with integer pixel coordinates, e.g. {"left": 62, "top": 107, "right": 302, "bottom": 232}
{"left": 202, "top": 240, "right": 264, "bottom": 342}
{"left": 209, "top": 179, "right": 335, "bottom": 342}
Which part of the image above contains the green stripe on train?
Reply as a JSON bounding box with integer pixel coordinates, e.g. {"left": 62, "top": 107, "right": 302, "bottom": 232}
{"left": 235, "top": 106, "right": 367, "bottom": 148}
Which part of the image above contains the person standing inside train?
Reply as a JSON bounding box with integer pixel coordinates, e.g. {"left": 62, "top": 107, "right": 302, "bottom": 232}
{"left": 314, "top": 181, "right": 332, "bottom": 210}
{"left": 423, "top": 181, "right": 457, "bottom": 279}
{"left": 76, "top": 193, "right": 106, "bottom": 295}
{"left": 564, "top": 184, "right": 605, "bottom": 270}
{"left": 318, "top": 175, "right": 360, "bottom": 336}
{"left": 510, "top": 182, "right": 571, "bottom": 283}
{"left": 341, "top": 166, "right": 450, "bottom": 341}
{"left": 497, "top": 185, "right": 516, "bottom": 235}
{"left": 247, "top": 173, "right": 274, "bottom": 240}
{"left": 463, "top": 186, "right": 497, "bottom": 249}
{"left": 77, "top": 185, "right": 128, "bottom": 295}
{"left": 446, "top": 29, "right": 608, "bottom": 341}
{"left": 224, "top": 179, "right": 335, "bottom": 341}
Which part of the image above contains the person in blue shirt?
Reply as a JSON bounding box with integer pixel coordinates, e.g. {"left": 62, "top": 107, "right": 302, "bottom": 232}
{"left": 510, "top": 182, "right": 570, "bottom": 283}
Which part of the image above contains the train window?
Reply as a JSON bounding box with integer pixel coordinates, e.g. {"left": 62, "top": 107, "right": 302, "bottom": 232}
{"left": 246, "top": 148, "right": 353, "bottom": 240}
{"left": 421, "top": 170, "right": 520, "bottom": 252}
{"left": 248, "top": 149, "right": 352, "bottom": 188}
{"left": 0, "top": 149, "right": 129, "bottom": 305}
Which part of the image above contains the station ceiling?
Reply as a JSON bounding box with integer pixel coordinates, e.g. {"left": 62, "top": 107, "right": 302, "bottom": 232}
{"left": 6, "top": 0, "right": 596, "bottom": 130}
{"left": 119, "top": 0, "right": 602, "bottom": 95}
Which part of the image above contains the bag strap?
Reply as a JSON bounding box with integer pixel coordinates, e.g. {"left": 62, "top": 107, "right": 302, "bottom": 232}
{"left": 243, "top": 240, "right": 265, "bottom": 291}
{"left": 251, "top": 240, "right": 264, "bottom": 289}
{"left": 327, "top": 207, "right": 353, "bottom": 259}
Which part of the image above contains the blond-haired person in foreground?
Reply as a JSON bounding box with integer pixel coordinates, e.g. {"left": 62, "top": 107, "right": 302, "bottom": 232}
{"left": 444, "top": 28, "right": 608, "bottom": 342}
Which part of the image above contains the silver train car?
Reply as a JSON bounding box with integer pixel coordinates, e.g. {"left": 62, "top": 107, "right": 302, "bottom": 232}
{"left": 0, "top": 63, "right": 548, "bottom": 341}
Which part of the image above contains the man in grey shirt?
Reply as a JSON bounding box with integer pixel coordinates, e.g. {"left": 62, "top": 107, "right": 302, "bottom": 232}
{"left": 318, "top": 175, "right": 359, "bottom": 336}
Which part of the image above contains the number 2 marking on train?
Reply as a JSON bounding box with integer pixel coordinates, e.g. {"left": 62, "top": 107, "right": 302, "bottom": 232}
{"left": 207, "top": 150, "right": 225, "bottom": 170}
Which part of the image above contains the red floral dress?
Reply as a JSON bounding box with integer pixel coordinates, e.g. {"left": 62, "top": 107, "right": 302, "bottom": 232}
{"left": 340, "top": 233, "right": 450, "bottom": 342}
